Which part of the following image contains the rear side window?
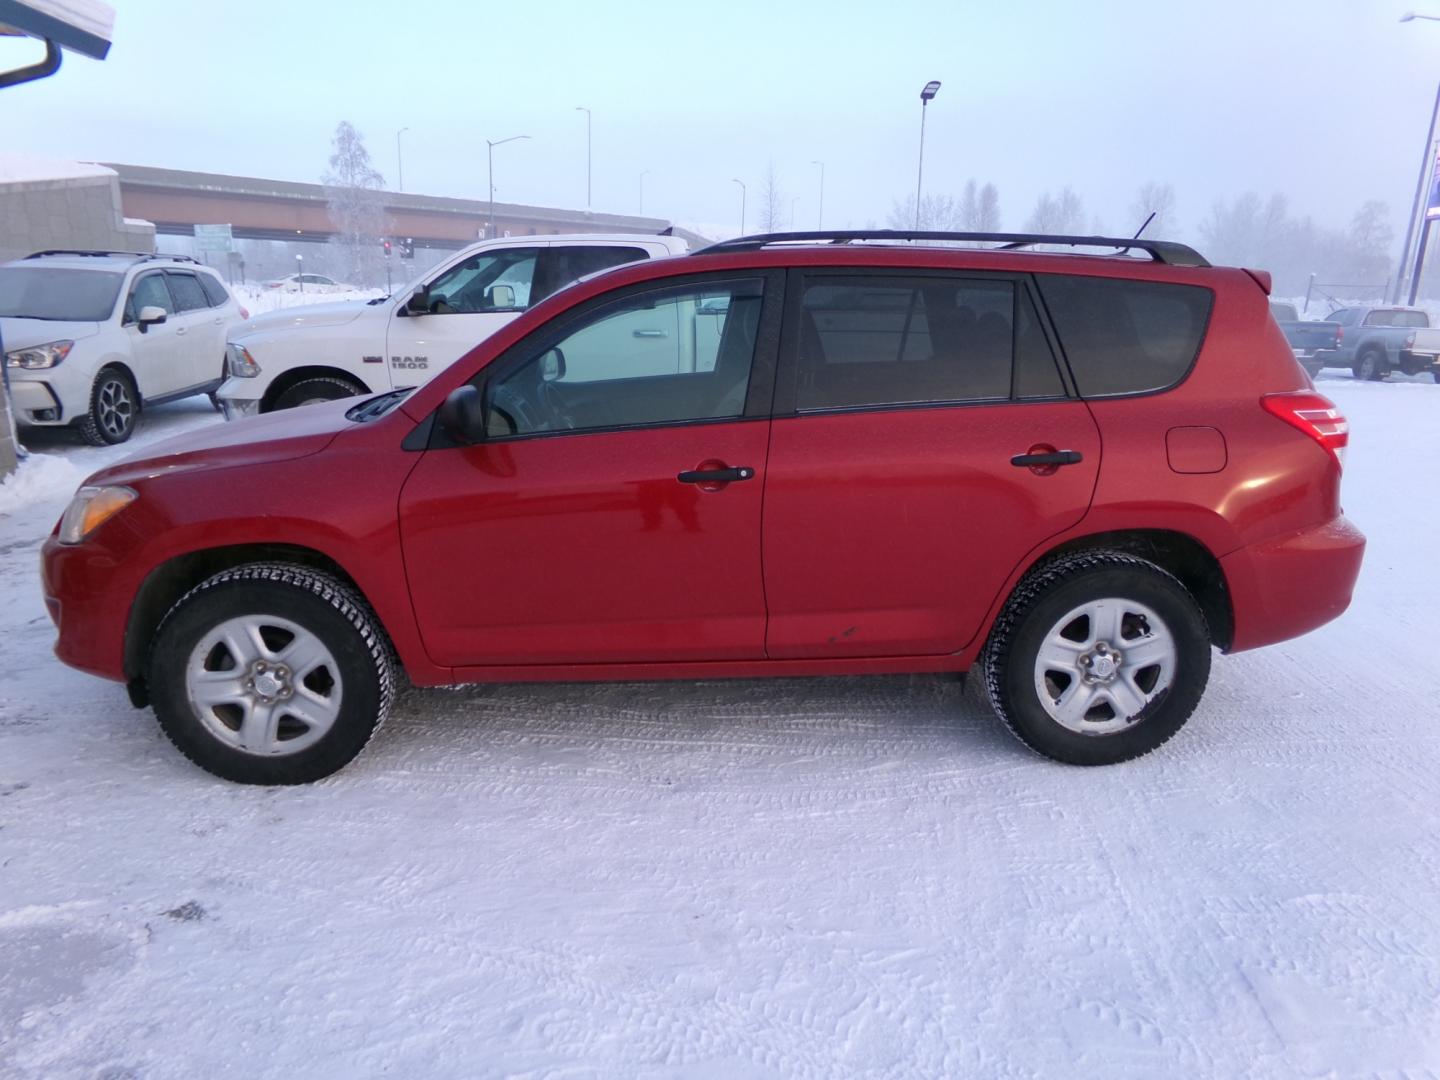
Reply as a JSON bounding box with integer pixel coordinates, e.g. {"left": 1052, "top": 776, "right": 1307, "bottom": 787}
{"left": 795, "top": 274, "right": 1064, "bottom": 411}
{"left": 198, "top": 273, "right": 230, "bottom": 308}
{"left": 532, "top": 246, "right": 650, "bottom": 304}
{"left": 1036, "top": 275, "right": 1213, "bottom": 397}
{"left": 166, "top": 272, "right": 210, "bottom": 313}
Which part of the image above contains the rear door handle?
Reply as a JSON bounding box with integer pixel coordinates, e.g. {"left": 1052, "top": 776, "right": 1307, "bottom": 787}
{"left": 633, "top": 329, "right": 667, "bottom": 338}
{"left": 678, "top": 466, "right": 754, "bottom": 484}
{"left": 1011, "top": 450, "right": 1082, "bottom": 467}
{"left": 174, "top": 326, "right": 187, "bottom": 336}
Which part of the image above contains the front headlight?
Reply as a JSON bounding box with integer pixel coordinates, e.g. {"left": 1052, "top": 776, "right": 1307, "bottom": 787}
{"left": 6, "top": 340, "right": 73, "bottom": 370}
{"left": 58, "top": 486, "right": 137, "bottom": 544}
{"left": 227, "top": 342, "right": 261, "bottom": 378}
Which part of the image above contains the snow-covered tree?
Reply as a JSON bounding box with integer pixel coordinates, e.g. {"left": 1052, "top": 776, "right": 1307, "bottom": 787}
{"left": 323, "top": 121, "right": 388, "bottom": 287}
{"left": 1129, "top": 182, "right": 1178, "bottom": 238}
{"left": 757, "top": 161, "right": 786, "bottom": 232}
{"left": 1025, "top": 188, "right": 1084, "bottom": 234}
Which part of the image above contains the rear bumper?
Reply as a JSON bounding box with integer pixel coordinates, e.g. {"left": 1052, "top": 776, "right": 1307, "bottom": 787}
{"left": 1221, "top": 515, "right": 1365, "bottom": 653}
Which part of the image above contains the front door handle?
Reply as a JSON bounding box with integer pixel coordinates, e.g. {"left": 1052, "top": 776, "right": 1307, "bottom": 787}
{"left": 174, "top": 326, "right": 187, "bottom": 336}
{"left": 678, "top": 466, "right": 754, "bottom": 484}
{"left": 1011, "top": 450, "right": 1082, "bottom": 467}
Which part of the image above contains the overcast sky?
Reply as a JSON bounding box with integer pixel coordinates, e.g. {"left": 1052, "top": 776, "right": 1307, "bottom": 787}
{"left": 3, "top": 0, "right": 1437, "bottom": 245}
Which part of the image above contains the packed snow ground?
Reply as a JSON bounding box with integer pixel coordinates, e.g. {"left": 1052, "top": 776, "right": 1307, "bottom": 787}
{"left": 0, "top": 374, "right": 1437, "bottom": 1079}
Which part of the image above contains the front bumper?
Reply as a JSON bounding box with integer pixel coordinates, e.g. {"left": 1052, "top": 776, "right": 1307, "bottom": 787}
{"left": 1221, "top": 515, "right": 1365, "bottom": 653}
{"left": 8, "top": 378, "right": 64, "bottom": 423}
{"left": 41, "top": 531, "right": 134, "bottom": 682}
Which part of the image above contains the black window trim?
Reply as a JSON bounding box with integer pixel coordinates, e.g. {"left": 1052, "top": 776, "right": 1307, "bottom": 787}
{"left": 771, "top": 266, "right": 1076, "bottom": 419}
{"left": 421, "top": 268, "right": 786, "bottom": 449}
{"left": 1032, "top": 271, "right": 1216, "bottom": 401}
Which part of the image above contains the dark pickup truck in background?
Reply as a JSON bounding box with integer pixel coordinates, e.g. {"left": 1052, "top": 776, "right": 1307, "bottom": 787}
{"left": 1269, "top": 302, "right": 1341, "bottom": 377}
{"left": 1324, "top": 306, "right": 1440, "bottom": 382}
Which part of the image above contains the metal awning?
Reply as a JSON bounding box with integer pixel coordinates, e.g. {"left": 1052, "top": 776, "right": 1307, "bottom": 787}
{"left": 0, "top": 0, "right": 114, "bottom": 88}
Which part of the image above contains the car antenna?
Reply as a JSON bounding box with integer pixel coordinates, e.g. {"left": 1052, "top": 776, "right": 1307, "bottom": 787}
{"left": 1132, "top": 212, "right": 1156, "bottom": 239}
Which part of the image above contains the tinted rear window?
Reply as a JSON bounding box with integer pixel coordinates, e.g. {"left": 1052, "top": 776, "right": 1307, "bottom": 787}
{"left": 166, "top": 272, "right": 209, "bottom": 312}
{"left": 1036, "top": 275, "right": 1213, "bottom": 397}
{"left": 1362, "top": 309, "right": 1427, "bottom": 328}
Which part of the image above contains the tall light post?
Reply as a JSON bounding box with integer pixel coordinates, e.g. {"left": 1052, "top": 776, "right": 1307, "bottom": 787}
{"left": 575, "top": 106, "right": 592, "bottom": 210}
{"left": 486, "top": 134, "right": 530, "bottom": 239}
{"left": 639, "top": 169, "right": 650, "bottom": 214}
{"left": 812, "top": 160, "right": 825, "bottom": 229}
{"left": 915, "top": 80, "right": 941, "bottom": 229}
{"left": 1398, "top": 13, "right": 1440, "bottom": 302}
{"left": 732, "top": 178, "right": 747, "bottom": 236}
{"left": 396, "top": 126, "right": 409, "bottom": 192}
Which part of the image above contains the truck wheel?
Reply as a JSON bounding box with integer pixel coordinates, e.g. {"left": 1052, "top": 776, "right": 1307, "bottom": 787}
{"left": 272, "top": 375, "right": 365, "bottom": 411}
{"left": 76, "top": 367, "right": 139, "bottom": 445}
{"left": 1355, "top": 349, "right": 1387, "bottom": 382}
{"left": 147, "top": 563, "right": 394, "bottom": 784}
{"left": 982, "top": 551, "right": 1211, "bottom": 766}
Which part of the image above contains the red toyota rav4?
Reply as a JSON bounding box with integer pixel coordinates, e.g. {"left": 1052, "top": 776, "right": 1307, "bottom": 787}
{"left": 41, "top": 231, "right": 1365, "bottom": 784}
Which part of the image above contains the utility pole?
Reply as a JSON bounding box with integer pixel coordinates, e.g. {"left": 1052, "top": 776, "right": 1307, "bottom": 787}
{"left": 396, "top": 127, "right": 409, "bottom": 193}
{"left": 487, "top": 134, "right": 531, "bottom": 239}
{"left": 812, "top": 160, "right": 825, "bottom": 229}
{"left": 732, "top": 178, "right": 747, "bottom": 235}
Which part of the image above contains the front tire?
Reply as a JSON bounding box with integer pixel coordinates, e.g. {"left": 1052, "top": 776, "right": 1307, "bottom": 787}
{"left": 76, "top": 367, "right": 138, "bottom": 445}
{"left": 272, "top": 375, "right": 365, "bottom": 411}
{"left": 983, "top": 551, "right": 1211, "bottom": 765}
{"left": 147, "top": 564, "right": 394, "bottom": 784}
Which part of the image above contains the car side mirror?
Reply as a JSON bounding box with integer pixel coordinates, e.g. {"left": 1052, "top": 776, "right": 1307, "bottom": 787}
{"left": 486, "top": 284, "right": 516, "bottom": 309}
{"left": 538, "top": 347, "right": 566, "bottom": 382}
{"left": 137, "top": 306, "right": 167, "bottom": 333}
{"left": 405, "top": 286, "right": 431, "bottom": 316}
{"left": 437, "top": 385, "right": 486, "bottom": 445}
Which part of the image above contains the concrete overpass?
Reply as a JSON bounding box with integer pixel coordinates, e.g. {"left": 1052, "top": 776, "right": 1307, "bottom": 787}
{"left": 103, "top": 163, "right": 699, "bottom": 250}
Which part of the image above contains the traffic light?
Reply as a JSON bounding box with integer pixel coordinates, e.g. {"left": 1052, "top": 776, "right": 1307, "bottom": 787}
{"left": 383, "top": 239, "right": 392, "bottom": 256}
{"left": 400, "top": 237, "right": 415, "bottom": 260}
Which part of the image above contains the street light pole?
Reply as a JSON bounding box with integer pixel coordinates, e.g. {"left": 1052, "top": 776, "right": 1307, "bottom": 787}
{"left": 486, "top": 134, "right": 531, "bottom": 240}
{"left": 1397, "top": 14, "right": 1440, "bottom": 302}
{"left": 639, "top": 169, "right": 650, "bottom": 214}
{"left": 915, "top": 80, "right": 941, "bottom": 230}
{"left": 575, "top": 106, "right": 592, "bottom": 210}
{"left": 732, "top": 178, "right": 747, "bottom": 236}
{"left": 396, "top": 127, "right": 409, "bottom": 193}
{"left": 812, "top": 160, "right": 825, "bottom": 229}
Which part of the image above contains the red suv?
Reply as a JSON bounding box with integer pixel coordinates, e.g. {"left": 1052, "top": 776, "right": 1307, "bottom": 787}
{"left": 41, "top": 230, "right": 1365, "bottom": 784}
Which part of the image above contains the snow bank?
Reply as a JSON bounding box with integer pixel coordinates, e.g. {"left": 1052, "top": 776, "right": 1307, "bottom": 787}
{"left": 232, "top": 284, "right": 385, "bottom": 316}
{"left": 0, "top": 452, "right": 83, "bottom": 516}
{"left": 0, "top": 154, "right": 114, "bottom": 185}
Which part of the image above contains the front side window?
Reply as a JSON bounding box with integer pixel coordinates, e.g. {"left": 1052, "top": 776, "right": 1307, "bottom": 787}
{"left": 484, "top": 278, "right": 765, "bottom": 437}
{"left": 125, "top": 273, "right": 175, "bottom": 322}
{"left": 795, "top": 275, "right": 1056, "bottom": 411}
{"left": 425, "top": 248, "right": 539, "bottom": 314}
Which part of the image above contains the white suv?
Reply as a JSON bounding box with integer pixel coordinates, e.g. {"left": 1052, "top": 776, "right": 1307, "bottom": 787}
{"left": 217, "top": 233, "right": 687, "bottom": 418}
{"left": 0, "top": 251, "right": 248, "bottom": 444}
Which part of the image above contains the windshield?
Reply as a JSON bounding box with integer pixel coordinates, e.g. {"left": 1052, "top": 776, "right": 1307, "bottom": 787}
{"left": 0, "top": 267, "right": 125, "bottom": 322}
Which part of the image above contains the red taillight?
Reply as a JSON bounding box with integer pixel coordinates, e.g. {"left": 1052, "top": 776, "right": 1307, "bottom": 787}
{"left": 239, "top": 306, "right": 250, "bottom": 319}
{"left": 1336, "top": 325, "right": 1344, "bottom": 344}
{"left": 1262, "top": 391, "right": 1348, "bottom": 468}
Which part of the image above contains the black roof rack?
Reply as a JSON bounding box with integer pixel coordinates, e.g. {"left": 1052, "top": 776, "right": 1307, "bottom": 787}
{"left": 24, "top": 250, "right": 202, "bottom": 266}
{"left": 693, "top": 230, "right": 1210, "bottom": 268}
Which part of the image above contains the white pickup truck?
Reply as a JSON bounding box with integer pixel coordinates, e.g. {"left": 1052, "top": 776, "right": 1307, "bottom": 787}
{"left": 217, "top": 233, "right": 688, "bottom": 418}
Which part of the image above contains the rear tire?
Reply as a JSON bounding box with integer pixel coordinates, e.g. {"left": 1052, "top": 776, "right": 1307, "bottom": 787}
{"left": 1355, "top": 349, "right": 1386, "bottom": 382}
{"left": 982, "top": 551, "right": 1211, "bottom": 765}
{"left": 147, "top": 563, "right": 394, "bottom": 784}
{"left": 76, "top": 367, "right": 139, "bottom": 445}
{"left": 272, "top": 375, "right": 365, "bottom": 411}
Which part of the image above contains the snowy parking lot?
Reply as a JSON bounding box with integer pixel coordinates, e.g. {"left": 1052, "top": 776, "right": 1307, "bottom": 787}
{"left": 0, "top": 375, "right": 1436, "bottom": 1078}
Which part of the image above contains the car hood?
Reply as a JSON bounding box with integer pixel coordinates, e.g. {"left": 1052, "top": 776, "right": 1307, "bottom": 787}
{"left": 232, "top": 300, "right": 375, "bottom": 338}
{"left": 83, "top": 399, "right": 358, "bottom": 487}
{"left": 0, "top": 317, "right": 103, "bottom": 349}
